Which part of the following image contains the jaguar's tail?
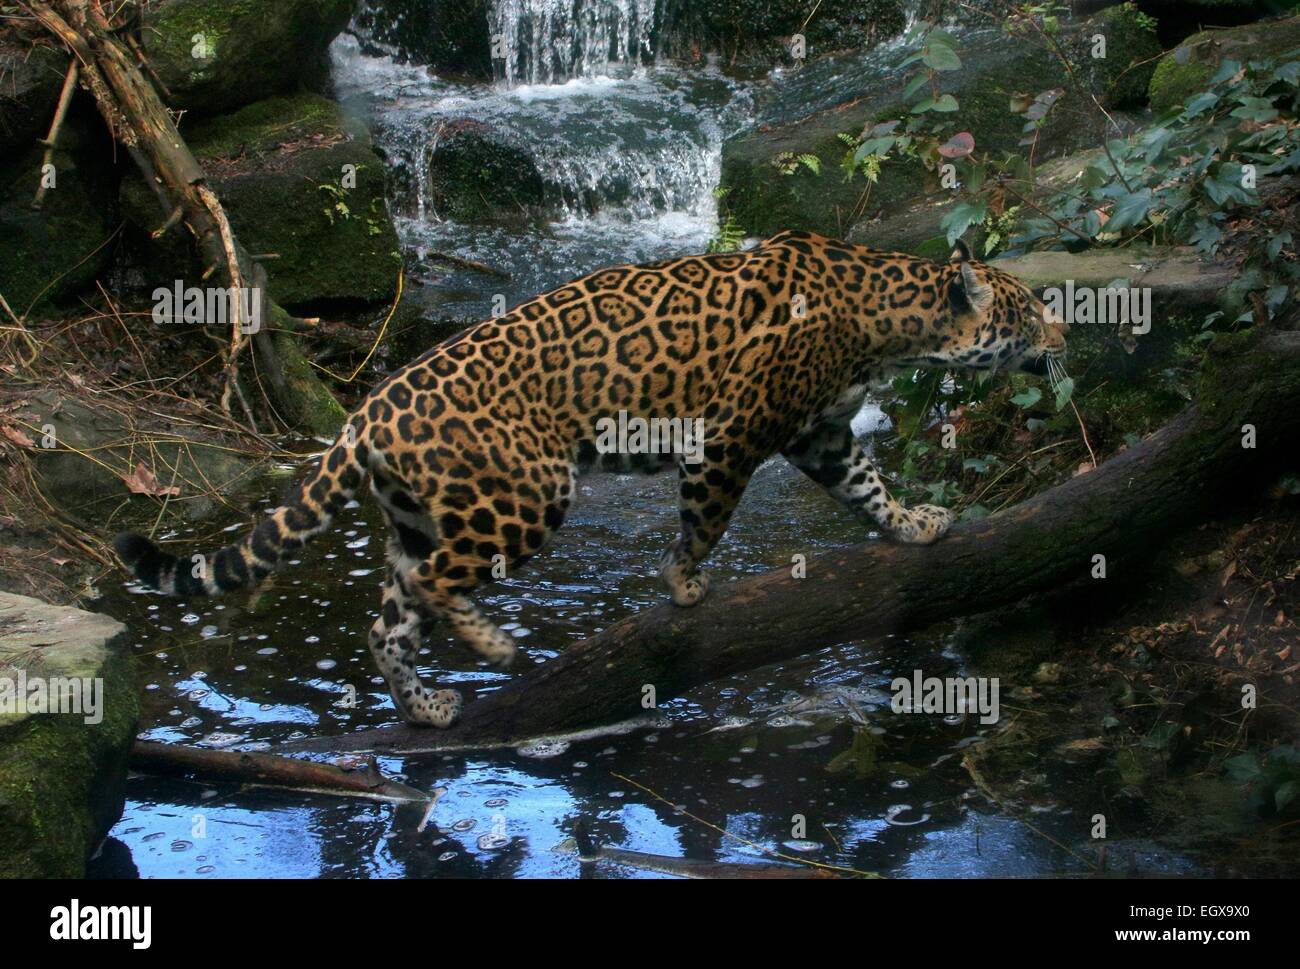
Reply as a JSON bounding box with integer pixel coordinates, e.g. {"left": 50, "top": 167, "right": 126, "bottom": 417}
{"left": 115, "top": 434, "right": 369, "bottom": 597}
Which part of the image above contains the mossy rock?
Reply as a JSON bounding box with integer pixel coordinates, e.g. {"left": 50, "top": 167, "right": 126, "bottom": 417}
{"left": 122, "top": 94, "right": 402, "bottom": 311}
{"left": 720, "top": 10, "right": 1158, "bottom": 239}
{"left": 142, "top": 0, "right": 355, "bottom": 114}
{"left": 0, "top": 591, "right": 137, "bottom": 878}
{"left": 0, "top": 145, "right": 116, "bottom": 319}
{"left": 420, "top": 119, "right": 547, "bottom": 223}
{"left": 1149, "top": 15, "right": 1300, "bottom": 113}
{"left": 20, "top": 389, "right": 271, "bottom": 521}
{"left": 659, "top": 0, "right": 908, "bottom": 68}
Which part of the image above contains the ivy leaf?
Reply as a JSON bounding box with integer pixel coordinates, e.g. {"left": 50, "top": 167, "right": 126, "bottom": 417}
{"left": 1231, "top": 96, "right": 1278, "bottom": 122}
{"left": 1182, "top": 92, "right": 1219, "bottom": 118}
{"left": 904, "top": 73, "right": 929, "bottom": 98}
{"left": 1267, "top": 230, "right": 1292, "bottom": 261}
{"left": 937, "top": 131, "right": 975, "bottom": 158}
{"left": 1010, "top": 387, "right": 1042, "bottom": 408}
{"left": 939, "top": 197, "right": 987, "bottom": 245}
{"left": 1105, "top": 189, "right": 1153, "bottom": 233}
{"left": 922, "top": 43, "right": 962, "bottom": 71}
{"left": 1053, "top": 377, "right": 1075, "bottom": 411}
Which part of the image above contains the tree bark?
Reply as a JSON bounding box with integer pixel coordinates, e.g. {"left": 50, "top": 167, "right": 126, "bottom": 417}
{"left": 285, "top": 327, "right": 1300, "bottom": 756}
{"left": 130, "top": 741, "right": 432, "bottom": 803}
{"left": 22, "top": 0, "right": 343, "bottom": 434}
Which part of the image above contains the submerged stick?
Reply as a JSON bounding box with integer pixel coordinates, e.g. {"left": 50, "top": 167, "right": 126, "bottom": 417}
{"left": 130, "top": 741, "right": 431, "bottom": 803}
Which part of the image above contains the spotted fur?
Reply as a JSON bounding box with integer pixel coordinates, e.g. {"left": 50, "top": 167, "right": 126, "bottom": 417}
{"left": 116, "top": 231, "right": 1068, "bottom": 727}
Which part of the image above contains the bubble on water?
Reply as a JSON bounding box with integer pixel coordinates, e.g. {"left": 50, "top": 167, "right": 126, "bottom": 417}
{"left": 346, "top": 536, "right": 371, "bottom": 549}
{"left": 200, "top": 625, "right": 220, "bottom": 639}
{"left": 180, "top": 716, "right": 202, "bottom": 728}
{"left": 171, "top": 840, "right": 193, "bottom": 852}
{"left": 485, "top": 798, "right": 508, "bottom": 808}
{"left": 477, "top": 833, "right": 510, "bottom": 851}
{"left": 316, "top": 659, "right": 337, "bottom": 671}
{"left": 783, "top": 840, "right": 821, "bottom": 853}
{"left": 142, "top": 832, "right": 165, "bottom": 842}
{"left": 200, "top": 732, "right": 244, "bottom": 748}
{"left": 518, "top": 739, "right": 569, "bottom": 758}
{"left": 256, "top": 647, "right": 277, "bottom": 656}
{"left": 438, "top": 852, "right": 457, "bottom": 862}
{"left": 234, "top": 664, "right": 247, "bottom": 672}
{"left": 890, "top": 778, "right": 910, "bottom": 789}
{"left": 884, "top": 804, "right": 931, "bottom": 827}
{"left": 187, "top": 689, "right": 209, "bottom": 701}
{"left": 196, "top": 865, "right": 215, "bottom": 874}
{"left": 451, "top": 818, "right": 478, "bottom": 832}
{"left": 348, "top": 568, "right": 374, "bottom": 577}
{"left": 180, "top": 613, "right": 201, "bottom": 625}
{"left": 306, "top": 635, "right": 321, "bottom": 644}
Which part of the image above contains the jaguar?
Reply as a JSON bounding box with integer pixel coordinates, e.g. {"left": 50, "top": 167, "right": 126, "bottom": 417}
{"left": 116, "top": 230, "right": 1069, "bottom": 727}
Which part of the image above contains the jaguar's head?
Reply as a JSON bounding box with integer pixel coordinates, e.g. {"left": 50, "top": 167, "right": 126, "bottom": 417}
{"left": 940, "top": 240, "right": 1069, "bottom": 385}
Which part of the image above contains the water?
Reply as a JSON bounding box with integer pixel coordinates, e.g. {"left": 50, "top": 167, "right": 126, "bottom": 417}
{"left": 99, "top": 454, "right": 1198, "bottom": 879}
{"left": 92, "top": 4, "right": 1205, "bottom": 879}
{"left": 490, "top": 0, "right": 657, "bottom": 86}
{"left": 330, "top": 27, "right": 750, "bottom": 320}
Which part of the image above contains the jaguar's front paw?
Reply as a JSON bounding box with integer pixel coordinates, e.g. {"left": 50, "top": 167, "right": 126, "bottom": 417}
{"left": 892, "top": 504, "right": 955, "bottom": 545}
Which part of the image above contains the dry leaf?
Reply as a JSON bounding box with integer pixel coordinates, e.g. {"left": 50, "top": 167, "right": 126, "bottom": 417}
{"left": 121, "top": 462, "right": 180, "bottom": 498}
{"left": 0, "top": 422, "right": 35, "bottom": 448}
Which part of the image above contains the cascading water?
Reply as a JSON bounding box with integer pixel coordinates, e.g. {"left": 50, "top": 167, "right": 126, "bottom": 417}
{"left": 490, "top": 0, "right": 657, "bottom": 86}
{"left": 333, "top": 0, "right": 751, "bottom": 321}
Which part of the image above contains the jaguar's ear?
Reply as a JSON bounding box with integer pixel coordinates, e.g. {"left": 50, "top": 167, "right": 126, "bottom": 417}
{"left": 950, "top": 255, "right": 993, "bottom": 315}
{"left": 949, "top": 238, "right": 973, "bottom": 263}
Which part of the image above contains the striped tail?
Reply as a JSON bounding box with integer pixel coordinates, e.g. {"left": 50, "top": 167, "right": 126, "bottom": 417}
{"left": 114, "top": 436, "right": 369, "bottom": 597}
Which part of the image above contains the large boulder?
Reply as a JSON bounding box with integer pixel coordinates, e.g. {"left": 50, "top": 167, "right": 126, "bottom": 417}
{"left": 0, "top": 141, "right": 117, "bottom": 318}
{"left": 0, "top": 592, "right": 136, "bottom": 879}
{"left": 1148, "top": 14, "right": 1300, "bottom": 114}
{"left": 349, "top": 0, "right": 493, "bottom": 78}
{"left": 720, "top": 7, "right": 1160, "bottom": 239}
{"left": 0, "top": 38, "right": 68, "bottom": 161}
{"left": 141, "top": 0, "right": 355, "bottom": 114}
{"left": 17, "top": 388, "right": 271, "bottom": 520}
{"left": 121, "top": 93, "right": 402, "bottom": 310}
{"left": 659, "top": 0, "right": 908, "bottom": 68}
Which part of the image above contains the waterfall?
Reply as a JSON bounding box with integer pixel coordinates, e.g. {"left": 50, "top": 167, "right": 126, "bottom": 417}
{"left": 490, "top": 0, "right": 657, "bottom": 86}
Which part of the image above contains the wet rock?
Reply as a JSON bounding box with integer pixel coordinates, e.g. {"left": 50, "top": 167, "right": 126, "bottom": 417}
{"left": 141, "top": 0, "right": 355, "bottom": 114}
{"left": 412, "top": 118, "right": 547, "bottom": 223}
{"left": 17, "top": 389, "right": 269, "bottom": 520}
{"left": 121, "top": 93, "right": 401, "bottom": 311}
{"left": 720, "top": 8, "right": 1160, "bottom": 238}
{"left": 0, "top": 591, "right": 136, "bottom": 878}
{"left": 349, "top": 0, "right": 493, "bottom": 79}
{"left": 1148, "top": 14, "right": 1300, "bottom": 113}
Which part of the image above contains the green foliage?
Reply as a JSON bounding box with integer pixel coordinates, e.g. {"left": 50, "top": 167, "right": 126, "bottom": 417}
{"left": 1225, "top": 745, "right": 1300, "bottom": 817}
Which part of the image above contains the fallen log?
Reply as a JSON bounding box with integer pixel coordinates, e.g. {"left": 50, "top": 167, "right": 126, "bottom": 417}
{"left": 131, "top": 740, "right": 431, "bottom": 803}
{"left": 285, "top": 326, "right": 1300, "bottom": 756}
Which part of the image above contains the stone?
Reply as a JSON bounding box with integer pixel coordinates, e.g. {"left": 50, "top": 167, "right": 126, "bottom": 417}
{"left": 0, "top": 591, "right": 136, "bottom": 879}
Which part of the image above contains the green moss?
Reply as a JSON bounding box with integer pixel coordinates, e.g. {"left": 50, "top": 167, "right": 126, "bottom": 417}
{"left": 123, "top": 95, "right": 401, "bottom": 310}
{"left": 1149, "top": 52, "right": 1213, "bottom": 114}
{"left": 1149, "top": 17, "right": 1300, "bottom": 114}
{"left": 0, "top": 601, "right": 137, "bottom": 879}
{"left": 144, "top": 0, "right": 355, "bottom": 114}
{"left": 0, "top": 147, "right": 115, "bottom": 317}
{"left": 269, "top": 314, "right": 347, "bottom": 437}
{"left": 186, "top": 93, "right": 363, "bottom": 159}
